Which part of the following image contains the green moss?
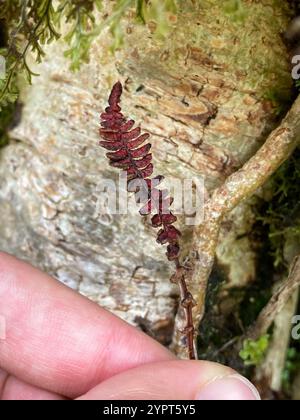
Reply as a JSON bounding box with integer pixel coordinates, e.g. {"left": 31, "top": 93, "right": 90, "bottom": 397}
{"left": 223, "top": 0, "right": 247, "bottom": 22}
{"left": 185, "top": 0, "right": 292, "bottom": 96}
{"left": 240, "top": 335, "right": 270, "bottom": 366}
{"left": 282, "top": 347, "right": 300, "bottom": 394}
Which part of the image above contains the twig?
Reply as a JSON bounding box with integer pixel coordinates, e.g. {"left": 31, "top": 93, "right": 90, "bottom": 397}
{"left": 247, "top": 256, "right": 300, "bottom": 341}
{"left": 211, "top": 336, "right": 239, "bottom": 359}
{"left": 256, "top": 290, "right": 299, "bottom": 395}
{"left": 172, "top": 96, "right": 300, "bottom": 355}
{"left": 244, "top": 257, "right": 300, "bottom": 395}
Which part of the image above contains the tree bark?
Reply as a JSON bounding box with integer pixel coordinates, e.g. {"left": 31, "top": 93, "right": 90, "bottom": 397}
{"left": 0, "top": 1, "right": 294, "bottom": 349}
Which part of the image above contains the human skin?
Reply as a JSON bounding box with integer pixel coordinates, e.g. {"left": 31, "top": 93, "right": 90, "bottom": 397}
{"left": 0, "top": 252, "right": 260, "bottom": 400}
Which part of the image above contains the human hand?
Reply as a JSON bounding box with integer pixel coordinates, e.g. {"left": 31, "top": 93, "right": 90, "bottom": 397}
{"left": 0, "top": 252, "right": 260, "bottom": 400}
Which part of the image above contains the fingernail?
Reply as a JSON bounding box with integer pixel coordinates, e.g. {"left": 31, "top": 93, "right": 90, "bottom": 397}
{"left": 196, "top": 374, "right": 261, "bottom": 400}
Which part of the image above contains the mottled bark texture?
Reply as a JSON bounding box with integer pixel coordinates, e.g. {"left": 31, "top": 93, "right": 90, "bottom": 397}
{"left": 0, "top": 1, "right": 294, "bottom": 350}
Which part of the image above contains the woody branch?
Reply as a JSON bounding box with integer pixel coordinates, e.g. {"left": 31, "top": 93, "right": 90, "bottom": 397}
{"left": 173, "top": 95, "right": 300, "bottom": 355}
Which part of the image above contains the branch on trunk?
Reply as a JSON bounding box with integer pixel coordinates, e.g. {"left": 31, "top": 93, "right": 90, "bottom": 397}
{"left": 172, "top": 96, "right": 300, "bottom": 356}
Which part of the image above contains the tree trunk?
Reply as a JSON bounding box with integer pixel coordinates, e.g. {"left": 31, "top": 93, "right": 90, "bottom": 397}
{"left": 0, "top": 0, "right": 293, "bottom": 349}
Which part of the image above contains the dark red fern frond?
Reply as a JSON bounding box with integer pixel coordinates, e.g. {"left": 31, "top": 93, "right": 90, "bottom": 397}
{"left": 99, "top": 82, "right": 196, "bottom": 359}
{"left": 99, "top": 82, "right": 181, "bottom": 262}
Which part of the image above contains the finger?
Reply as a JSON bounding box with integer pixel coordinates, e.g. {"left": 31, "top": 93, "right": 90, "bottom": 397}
{"left": 0, "top": 252, "right": 173, "bottom": 398}
{"left": 0, "top": 368, "right": 64, "bottom": 400}
{"left": 79, "top": 360, "right": 261, "bottom": 400}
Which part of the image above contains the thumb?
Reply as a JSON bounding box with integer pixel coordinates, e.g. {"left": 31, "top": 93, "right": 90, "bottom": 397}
{"left": 78, "top": 360, "right": 261, "bottom": 400}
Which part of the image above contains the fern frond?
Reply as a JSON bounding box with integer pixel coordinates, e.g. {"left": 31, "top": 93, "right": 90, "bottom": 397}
{"left": 99, "top": 81, "right": 182, "bottom": 261}
{"left": 99, "top": 82, "right": 197, "bottom": 359}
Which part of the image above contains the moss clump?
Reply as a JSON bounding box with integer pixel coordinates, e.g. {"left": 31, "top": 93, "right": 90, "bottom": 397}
{"left": 282, "top": 347, "right": 300, "bottom": 394}
{"left": 240, "top": 335, "right": 270, "bottom": 366}
{"left": 223, "top": 0, "right": 247, "bottom": 22}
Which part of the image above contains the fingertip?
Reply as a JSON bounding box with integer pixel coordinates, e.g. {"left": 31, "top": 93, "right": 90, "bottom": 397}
{"left": 0, "top": 251, "right": 174, "bottom": 397}
{"left": 195, "top": 374, "right": 261, "bottom": 400}
{"left": 79, "top": 360, "right": 260, "bottom": 401}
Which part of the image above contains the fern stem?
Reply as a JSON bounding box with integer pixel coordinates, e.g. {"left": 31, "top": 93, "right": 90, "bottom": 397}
{"left": 99, "top": 82, "right": 197, "bottom": 359}
{"left": 172, "top": 261, "right": 197, "bottom": 360}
